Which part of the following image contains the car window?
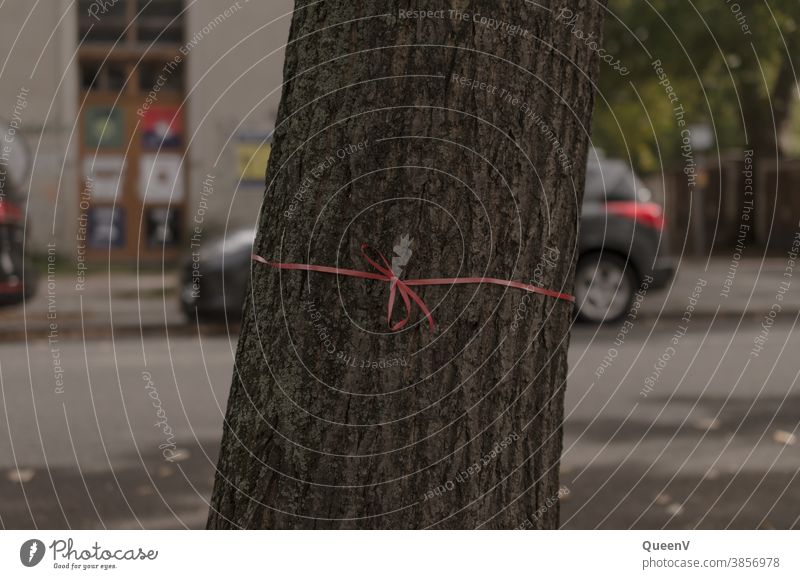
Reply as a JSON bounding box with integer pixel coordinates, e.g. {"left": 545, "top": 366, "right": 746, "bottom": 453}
{"left": 584, "top": 160, "right": 644, "bottom": 202}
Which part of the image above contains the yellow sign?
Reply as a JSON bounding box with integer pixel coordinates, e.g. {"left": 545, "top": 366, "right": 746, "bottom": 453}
{"left": 237, "top": 141, "right": 271, "bottom": 185}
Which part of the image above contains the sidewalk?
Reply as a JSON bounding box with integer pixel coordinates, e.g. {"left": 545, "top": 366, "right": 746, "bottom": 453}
{"left": 637, "top": 257, "right": 798, "bottom": 321}
{"left": 0, "top": 258, "right": 796, "bottom": 342}
{"left": 0, "top": 269, "right": 187, "bottom": 342}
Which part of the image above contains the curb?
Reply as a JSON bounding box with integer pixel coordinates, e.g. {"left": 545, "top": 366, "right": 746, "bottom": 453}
{"left": 0, "top": 310, "right": 780, "bottom": 343}
{"left": 0, "top": 322, "right": 240, "bottom": 343}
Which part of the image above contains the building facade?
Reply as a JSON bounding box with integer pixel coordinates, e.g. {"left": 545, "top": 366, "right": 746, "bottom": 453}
{"left": 0, "top": 0, "right": 292, "bottom": 262}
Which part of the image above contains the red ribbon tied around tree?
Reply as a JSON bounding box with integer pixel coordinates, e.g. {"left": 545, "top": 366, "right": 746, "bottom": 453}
{"left": 252, "top": 244, "right": 575, "bottom": 332}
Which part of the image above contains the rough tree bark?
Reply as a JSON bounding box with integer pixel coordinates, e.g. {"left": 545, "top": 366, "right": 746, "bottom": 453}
{"left": 208, "top": 0, "right": 604, "bottom": 529}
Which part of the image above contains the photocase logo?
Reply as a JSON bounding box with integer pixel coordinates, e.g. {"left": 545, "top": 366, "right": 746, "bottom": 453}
{"left": 19, "top": 539, "right": 45, "bottom": 567}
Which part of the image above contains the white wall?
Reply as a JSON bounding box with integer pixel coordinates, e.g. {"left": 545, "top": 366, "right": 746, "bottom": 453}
{"left": 185, "top": 0, "right": 293, "bottom": 238}
{"left": 0, "top": 0, "right": 294, "bottom": 256}
{"left": 0, "top": 0, "right": 79, "bottom": 254}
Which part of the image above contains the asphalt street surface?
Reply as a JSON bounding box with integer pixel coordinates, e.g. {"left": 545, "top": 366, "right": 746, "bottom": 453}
{"left": 1, "top": 316, "right": 797, "bottom": 529}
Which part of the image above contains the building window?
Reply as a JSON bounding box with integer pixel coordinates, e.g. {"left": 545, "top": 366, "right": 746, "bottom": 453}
{"left": 136, "top": 0, "right": 185, "bottom": 43}
{"left": 78, "top": 0, "right": 185, "bottom": 46}
{"left": 77, "top": 0, "right": 187, "bottom": 261}
{"left": 80, "top": 60, "right": 129, "bottom": 92}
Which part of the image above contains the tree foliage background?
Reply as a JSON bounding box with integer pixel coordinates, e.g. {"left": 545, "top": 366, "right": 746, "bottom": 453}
{"left": 594, "top": 0, "right": 799, "bottom": 173}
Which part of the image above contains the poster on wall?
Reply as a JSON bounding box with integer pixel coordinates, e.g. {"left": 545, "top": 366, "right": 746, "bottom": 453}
{"left": 84, "top": 106, "right": 124, "bottom": 149}
{"left": 88, "top": 206, "right": 125, "bottom": 249}
{"left": 82, "top": 155, "right": 125, "bottom": 201}
{"left": 236, "top": 133, "right": 272, "bottom": 185}
{"left": 139, "top": 153, "right": 184, "bottom": 203}
{"left": 145, "top": 207, "right": 181, "bottom": 248}
{"left": 141, "top": 105, "right": 183, "bottom": 149}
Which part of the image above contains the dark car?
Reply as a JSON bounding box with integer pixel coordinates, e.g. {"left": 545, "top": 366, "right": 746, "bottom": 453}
{"left": 575, "top": 153, "right": 674, "bottom": 322}
{"left": 0, "top": 199, "right": 33, "bottom": 306}
{"left": 181, "top": 155, "right": 674, "bottom": 324}
{"left": 180, "top": 228, "right": 254, "bottom": 322}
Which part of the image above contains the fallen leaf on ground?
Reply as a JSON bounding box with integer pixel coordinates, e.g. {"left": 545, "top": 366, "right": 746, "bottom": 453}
{"left": 665, "top": 503, "right": 684, "bottom": 516}
{"left": 772, "top": 430, "right": 796, "bottom": 446}
{"left": 168, "top": 449, "right": 191, "bottom": 463}
{"left": 692, "top": 417, "right": 721, "bottom": 431}
{"left": 157, "top": 465, "right": 174, "bottom": 478}
{"left": 6, "top": 468, "right": 35, "bottom": 483}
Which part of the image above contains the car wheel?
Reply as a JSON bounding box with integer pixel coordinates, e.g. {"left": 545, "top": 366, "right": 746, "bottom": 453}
{"left": 574, "top": 253, "right": 637, "bottom": 323}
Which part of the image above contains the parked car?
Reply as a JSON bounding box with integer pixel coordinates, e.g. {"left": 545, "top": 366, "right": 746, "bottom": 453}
{"left": 181, "top": 155, "right": 674, "bottom": 324}
{"left": 0, "top": 199, "right": 34, "bottom": 306}
{"left": 180, "top": 228, "right": 254, "bottom": 322}
{"left": 0, "top": 119, "right": 35, "bottom": 307}
{"left": 576, "top": 153, "right": 674, "bottom": 322}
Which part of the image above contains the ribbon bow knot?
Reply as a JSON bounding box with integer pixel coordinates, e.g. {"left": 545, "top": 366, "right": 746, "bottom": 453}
{"left": 358, "top": 244, "right": 435, "bottom": 331}
{"left": 252, "top": 243, "right": 574, "bottom": 333}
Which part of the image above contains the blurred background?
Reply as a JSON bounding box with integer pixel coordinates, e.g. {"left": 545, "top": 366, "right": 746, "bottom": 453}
{"left": 0, "top": 0, "right": 798, "bottom": 529}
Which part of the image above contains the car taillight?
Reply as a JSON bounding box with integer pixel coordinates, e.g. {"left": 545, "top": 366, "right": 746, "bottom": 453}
{"left": 605, "top": 201, "right": 665, "bottom": 231}
{"left": 0, "top": 201, "right": 22, "bottom": 223}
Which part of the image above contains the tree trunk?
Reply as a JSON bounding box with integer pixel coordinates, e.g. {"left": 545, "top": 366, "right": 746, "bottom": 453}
{"left": 208, "top": 0, "right": 604, "bottom": 530}
{"left": 763, "top": 28, "right": 800, "bottom": 158}
{"left": 740, "top": 26, "right": 799, "bottom": 159}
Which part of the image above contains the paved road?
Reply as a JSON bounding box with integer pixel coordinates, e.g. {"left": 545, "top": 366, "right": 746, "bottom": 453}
{"left": 0, "top": 331, "right": 238, "bottom": 529}
{"left": 1, "top": 316, "right": 797, "bottom": 529}
{"left": 3, "top": 257, "right": 799, "bottom": 343}
{"left": 562, "top": 316, "right": 799, "bottom": 530}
